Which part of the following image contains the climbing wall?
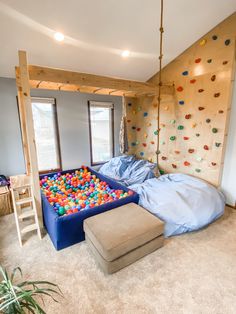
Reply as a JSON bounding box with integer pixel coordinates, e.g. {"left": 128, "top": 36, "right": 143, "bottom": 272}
{"left": 126, "top": 13, "right": 236, "bottom": 186}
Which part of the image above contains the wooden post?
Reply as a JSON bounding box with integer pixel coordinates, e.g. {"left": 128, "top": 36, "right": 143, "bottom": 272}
{"left": 17, "top": 50, "right": 43, "bottom": 228}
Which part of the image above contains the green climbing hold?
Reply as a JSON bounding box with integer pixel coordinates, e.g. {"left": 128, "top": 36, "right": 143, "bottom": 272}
{"left": 170, "top": 119, "right": 176, "bottom": 124}
{"left": 170, "top": 136, "right": 176, "bottom": 141}
{"left": 212, "top": 128, "right": 218, "bottom": 133}
{"left": 154, "top": 130, "right": 159, "bottom": 136}
{"left": 195, "top": 168, "right": 201, "bottom": 173}
{"left": 177, "top": 125, "right": 184, "bottom": 130}
{"left": 159, "top": 169, "right": 165, "bottom": 175}
{"left": 137, "top": 106, "right": 142, "bottom": 111}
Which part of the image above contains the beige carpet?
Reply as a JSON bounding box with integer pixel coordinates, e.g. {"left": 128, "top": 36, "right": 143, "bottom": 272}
{"left": 0, "top": 207, "right": 236, "bottom": 314}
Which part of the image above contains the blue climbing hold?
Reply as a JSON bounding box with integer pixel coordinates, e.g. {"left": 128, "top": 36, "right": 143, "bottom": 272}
{"left": 140, "top": 152, "right": 144, "bottom": 157}
{"left": 179, "top": 100, "right": 185, "bottom": 105}
{"left": 143, "top": 112, "right": 148, "bottom": 117}
{"left": 182, "top": 71, "right": 188, "bottom": 76}
{"left": 131, "top": 142, "right": 136, "bottom": 146}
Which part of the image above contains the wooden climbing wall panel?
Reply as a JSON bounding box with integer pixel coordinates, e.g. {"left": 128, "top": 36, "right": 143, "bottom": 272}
{"left": 126, "top": 13, "right": 236, "bottom": 186}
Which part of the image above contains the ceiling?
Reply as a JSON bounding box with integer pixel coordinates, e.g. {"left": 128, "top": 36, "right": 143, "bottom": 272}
{"left": 0, "top": 0, "right": 235, "bottom": 81}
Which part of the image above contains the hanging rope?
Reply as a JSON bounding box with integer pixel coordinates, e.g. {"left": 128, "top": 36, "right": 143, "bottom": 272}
{"left": 156, "top": 0, "right": 164, "bottom": 165}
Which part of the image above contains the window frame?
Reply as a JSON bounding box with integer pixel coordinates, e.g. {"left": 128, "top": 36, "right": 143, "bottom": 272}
{"left": 30, "top": 97, "right": 62, "bottom": 175}
{"left": 88, "top": 100, "right": 115, "bottom": 166}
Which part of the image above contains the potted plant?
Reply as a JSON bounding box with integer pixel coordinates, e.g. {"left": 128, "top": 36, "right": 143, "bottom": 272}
{"left": 0, "top": 265, "right": 62, "bottom": 313}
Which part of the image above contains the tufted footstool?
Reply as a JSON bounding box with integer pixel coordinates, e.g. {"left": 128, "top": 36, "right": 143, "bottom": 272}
{"left": 84, "top": 203, "right": 164, "bottom": 274}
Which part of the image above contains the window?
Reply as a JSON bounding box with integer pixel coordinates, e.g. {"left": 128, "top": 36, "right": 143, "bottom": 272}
{"left": 31, "top": 97, "right": 61, "bottom": 173}
{"left": 88, "top": 101, "right": 114, "bottom": 165}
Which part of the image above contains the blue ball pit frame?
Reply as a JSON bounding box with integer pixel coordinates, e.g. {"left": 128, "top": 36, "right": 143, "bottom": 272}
{"left": 40, "top": 167, "right": 139, "bottom": 250}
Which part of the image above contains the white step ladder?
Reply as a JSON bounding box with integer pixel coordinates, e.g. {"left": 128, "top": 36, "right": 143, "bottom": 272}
{"left": 10, "top": 175, "right": 42, "bottom": 246}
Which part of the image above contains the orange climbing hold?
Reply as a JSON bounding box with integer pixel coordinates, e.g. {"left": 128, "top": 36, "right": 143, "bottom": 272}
{"left": 177, "top": 86, "right": 184, "bottom": 92}
{"left": 195, "top": 58, "right": 201, "bottom": 63}
{"left": 185, "top": 114, "right": 191, "bottom": 119}
{"left": 198, "top": 107, "right": 205, "bottom": 111}
{"left": 161, "top": 156, "right": 167, "bottom": 160}
{"left": 211, "top": 162, "right": 217, "bottom": 166}
{"left": 188, "top": 149, "right": 194, "bottom": 153}
{"left": 172, "top": 164, "right": 177, "bottom": 169}
{"left": 190, "top": 79, "right": 196, "bottom": 84}
{"left": 150, "top": 141, "right": 155, "bottom": 145}
{"left": 184, "top": 161, "right": 190, "bottom": 166}
{"left": 174, "top": 150, "right": 180, "bottom": 154}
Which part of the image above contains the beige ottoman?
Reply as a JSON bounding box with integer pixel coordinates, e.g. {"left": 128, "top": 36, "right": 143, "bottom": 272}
{"left": 84, "top": 203, "right": 164, "bottom": 274}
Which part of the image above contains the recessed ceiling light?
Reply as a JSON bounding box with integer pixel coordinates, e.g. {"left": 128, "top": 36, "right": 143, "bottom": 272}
{"left": 122, "top": 50, "right": 130, "bottom": 58}
{"left": 54, "top": 32, "right": 64, "bottom": 42}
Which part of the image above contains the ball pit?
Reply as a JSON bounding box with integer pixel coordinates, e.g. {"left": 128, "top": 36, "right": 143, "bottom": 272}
{"left": 40, "top": 166, "right": 133, "bottom": 217}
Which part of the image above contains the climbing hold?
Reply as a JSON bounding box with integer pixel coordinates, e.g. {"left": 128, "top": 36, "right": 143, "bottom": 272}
{"left": 170, "top": 136, "right": 176, "bottom": 141}
{"left": 184, "top": 161, "right": 190, "bottom": 166}
{"left": 196, "top": 156, "right": 203, "bottom": 161}
{"left": 159, "top": 169, "right": 165, "bottom": 175}
{"left": 179, "top": 100, "right": 185, "bottom": 105}
{"left": 150, "top": 141, "right": 155, "bottom": 145}
{"left": 188, "top": 149, "right": 194, "bottom": 153}
{"left": 127, "top": 119, "right": 131, "bottom": 123}
{"left": 140, "top": 152, "right": 144, "bottom": 157}
{"left": 185, "top": 114, "right": 191, "bottom": 119}
{"left": 174, "top": 150, "right": 180, "bottom": 154}
{"left": 161, "top": 156, "right": 167, "bottom": 161}
{"left": 198, "top": 107, "right": 205, "bottom": 111}
{"left": 161, "top": 141, "right": 166, "bottom": 145}
{"left": 222, "top": 61, "right": 228, "bottom": 65}
{"left": 136, "top": 141, "right": 139, "bottom": 145}
{"left": 131, "top": 142, "right": 136, "bottom": 146}
{"left": 207, "top": 59, "right": 212, "bottom": 63}
{"left": 177, "top": 125, "right": 184, "bottom": 130}
{"left": 142, "top": 143, "right": 147, "bottom": 147}
{"left": 137, "top": 106, "right": 142, "bottom": 112}
{"left": 148, "top": 123, "right": 152, "bottom": 127}
{"left": 128, "top": 103, "right": 132, "bottom": 106}
{"left": 212, "top": 35, "right": 218, "bottom": 40}
{"left": 137, "top": 127, "right": 141, "bottom": 131}
{"left": 215, "top": 142, "right": 221, "bottom": 147}
{"left": 192, "top": 123, "right": 197, "bottom": 128}
{"left": 203, "top": 145, "right": 209, "bottom": 150}
{"left": 196, "top": 133, "right": 200, "bottom": 137}
{"left": 214, "top": 93, "right": 220, "bottom": 97}
{"left": 172, "top": 164, "right": 177, "bottom": 169}
{"left": 132, "top": 110, "right": 136, "bottom": 114}
{"left": 206, "top": 118, "right": 211, "bottom": 123}
{"left": 183, "top": 136, "right": 189, "bottom": 140}
{"left": 199, "top": 39, "right": 207, "bottom": 46}
{"left": 225, "top": 39, "right": 230, "bottom": 46}
{"left": 144, "top": 133, "right": 148, "bottom": 138}
{"left": 190, "top": 79, "right": 196, "bottom": 84}
{"left": 195, "top": 168, "right": 201, "bottom": 173}
{"left": 198, "top": 89, "right": 204, "bottom": 93}
{"left": 160, "top": 123, "right": 166, "bottom": 127}
{"left": 212, "top": 128, "right": 218, "bottom": 133}
{"left": 143, "top": 112, "right": 148, "bottom": 117}
{"left": 195, "top": 58, "right": 201, "bottom": 63}
{"left": 132, "top": 126, "right": 136, "bottom": 130}
{"left": 211, "top": 162, "right": 217, "bottom": 166}
{"left": 177, "top": 86, "right": 184, "bottom": 92}
{"left": 154, "top": 130, "right": 159, "bottom": 136}
{"left": 211, "top": 75, "right": 216, "bottom": 81}
{"left": 170, "top": 119, "right": 176, "bottom": 124}
{"left": 182, "top": 70, "right": 189, "bottom": 76}
{"left": 164, "top": 105, "right": 169, "bottom": 111}
{"left": 218, "top": 110, "right": 224, "bottom": 114}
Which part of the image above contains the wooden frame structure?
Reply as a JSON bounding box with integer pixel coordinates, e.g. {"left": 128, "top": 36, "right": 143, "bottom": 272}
{"left": 16, "top": 50, "right": 173, "bottom": 223}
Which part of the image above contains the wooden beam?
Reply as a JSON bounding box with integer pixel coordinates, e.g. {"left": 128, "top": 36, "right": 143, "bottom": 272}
{"left": 17, "top": 51, "right": 43, "bottom": 229}
{"left": 27, "top": 65, "right": 158, "bottom": 94}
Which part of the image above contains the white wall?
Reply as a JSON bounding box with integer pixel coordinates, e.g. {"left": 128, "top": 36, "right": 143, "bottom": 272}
{"left": 221, "top": 79, "right": 236, "bottom": 207}
{"left": 0, "top": 77, "right": 122, "bottom": 176}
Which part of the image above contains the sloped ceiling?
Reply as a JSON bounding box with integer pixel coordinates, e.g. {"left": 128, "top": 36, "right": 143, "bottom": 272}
{"left": 0, "top": 0, "right": 235, "bottom": 81}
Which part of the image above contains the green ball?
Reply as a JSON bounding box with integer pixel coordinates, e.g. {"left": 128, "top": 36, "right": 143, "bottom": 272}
{"left": 58, "top": 207, "right": 65, "bottom": 216}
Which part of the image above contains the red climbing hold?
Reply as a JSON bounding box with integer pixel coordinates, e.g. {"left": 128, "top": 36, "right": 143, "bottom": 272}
{"left": 177, "top": 86, "right": 184, "bottom": 92}
{"left": 222, "top": 61, "right": 228, "bottom": 65}
{"left": 190, "top": 79, "right": 196, "bottom": 84}
{"left": 183, "top": 137, "right": 189, "bottom": 140}
{"left": 198, "top": 107, "right": 205, "bottom": 111}
{"left": 188, "top": 149, "right": 194, "bottom": 153}
{"left": 211, "top": 162, "right": 217, "bottom": 166}
{"left": 150, "top": 141, "right": 155, "bottom": 145}
{"left": 185, "top": 114, "right": 191, "bottom": 119}
{"left": 195, "top": 58, "right": 201, "bottom": 63}
{"left": 218, "top": 110, "right": 224, "bottom": 114}
{"left": 161, "top": 156, "right": 167, "bottom": 160}
{"left": 184, "top": 161, "right": 190, "bottom": 166}
{"left": 172, "top": 164, "right": 177, "bottom": 169}
{"left": 137, "top": 127, "right": 141, "bottom": 131}
{"left": 142, "top": 143, "right": 147, "bottom": 147}
{"left": 204, "top": 145, "right": 209, "bottom": 150}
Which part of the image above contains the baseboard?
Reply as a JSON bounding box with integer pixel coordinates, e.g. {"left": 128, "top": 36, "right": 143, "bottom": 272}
{"left": 226, "top": 203, "right": 236, "bottom": 209}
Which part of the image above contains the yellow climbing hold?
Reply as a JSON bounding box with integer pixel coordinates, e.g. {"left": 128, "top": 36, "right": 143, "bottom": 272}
{"left": 199, "top": 39, "right": 207, "bottom": 46}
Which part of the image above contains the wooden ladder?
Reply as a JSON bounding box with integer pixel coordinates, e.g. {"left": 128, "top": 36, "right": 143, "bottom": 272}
{"left": 10, "top": 175, "right": 42, "bottom": 246}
